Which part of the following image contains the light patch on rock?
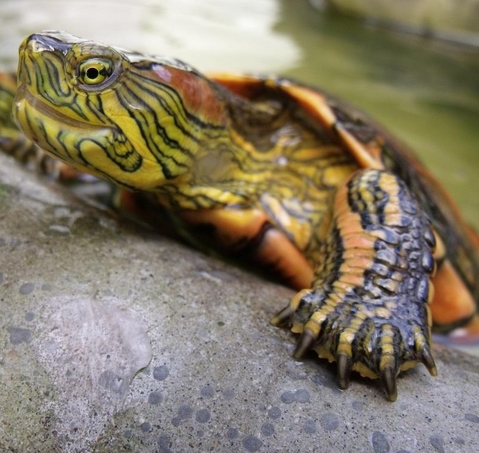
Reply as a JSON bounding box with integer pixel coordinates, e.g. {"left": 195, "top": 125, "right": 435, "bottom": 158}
{"left": 35, "top": 293, "right": 152, "bottom": 447}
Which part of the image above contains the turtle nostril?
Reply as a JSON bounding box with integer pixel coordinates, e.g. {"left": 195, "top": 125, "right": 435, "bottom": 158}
{"left": 22, "top": 32, "right": 71, "bottom": 57}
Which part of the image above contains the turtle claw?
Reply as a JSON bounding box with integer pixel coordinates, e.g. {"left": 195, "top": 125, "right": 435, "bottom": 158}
{"left": 274, "top": 285, "right": 436, "bottom": 401}
{"left": 337, "top": 353, "right": 352, "bottom": 390}
{"left": 270, "top": 289, "right": 311, "bottom": 327}
{"left": 270, "top": 305, "right": 295, "bottom": 327}
{"left": 381, "top": 367, "right": 398, "bottom": 402}
{"left": 293, "top": 330, "right": 316, "bottom": 359}
{"left": 420, "top": 345, "right": 438, "bottom": 376}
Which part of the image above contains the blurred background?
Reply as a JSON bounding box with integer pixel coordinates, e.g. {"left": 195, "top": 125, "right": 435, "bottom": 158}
{"left": 1, "top": 0, "right": 478, "bottom": 229}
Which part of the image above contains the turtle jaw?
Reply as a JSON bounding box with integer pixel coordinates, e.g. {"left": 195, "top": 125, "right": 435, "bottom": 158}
{"left": 13, "top": 82, "right": 125, "bottom": 182}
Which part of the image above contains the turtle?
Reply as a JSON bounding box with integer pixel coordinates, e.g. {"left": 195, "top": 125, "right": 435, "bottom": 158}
{"left": 2, "top": 31, "right": 479, "bottom": 401}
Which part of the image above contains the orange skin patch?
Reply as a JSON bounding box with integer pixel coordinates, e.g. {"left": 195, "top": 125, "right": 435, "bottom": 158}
{"left": 430, "top": 259, "right": 476, "bottom": 326}
{"left": 178, "top": 208, "right": 314, "bottom": 289}
{"left": 257, "top": 229, "right": 313, "bottom": 289}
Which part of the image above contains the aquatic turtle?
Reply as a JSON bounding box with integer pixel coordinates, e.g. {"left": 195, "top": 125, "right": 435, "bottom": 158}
{"left": 3, "top": 31, "right": 479, "bottom": 401}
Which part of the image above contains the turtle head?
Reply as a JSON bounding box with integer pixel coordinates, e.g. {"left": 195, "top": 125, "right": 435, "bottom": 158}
{"left": 13, "top": 31, "right": 228, "bottom": 191}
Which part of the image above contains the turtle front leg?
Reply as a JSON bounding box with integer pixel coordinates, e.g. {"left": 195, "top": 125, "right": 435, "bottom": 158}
{"left": 272, "top": 169, "right": 438, "bottom": 401}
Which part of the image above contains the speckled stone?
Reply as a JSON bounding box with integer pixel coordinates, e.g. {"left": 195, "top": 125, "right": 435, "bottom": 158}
{"left": 19, "top": 282, "right": 34, "bottom": 295}
{"left": 429, "top": 434, "right": 445, "bottom": 453}
{"left": 242, "top": 435, "right": 262, "bottom": 452}
{"left": 280, "top": 388, "right": 311, "bottom": 404}
{"left": 226, "top": 427, "right": 239, "bottom": 440}
{"left": 140, "top": 422, "right": 152, "bottom": 433}
{"left": 465, "top": 413, "right": 479, "bottom": 423}
{"left": 303, "top": 419, "right": 317, "bottom": 434}
{"left": 148, "top": 392, "right": 163, "bottom": 405}
{"left": 372, "top": 431, "right": 390, "bottom": 453}
{"left": 195, "top": 408, "right": 211, "bottom": 423}
{"left": 200, "top": 384, "right": 215, "bottom": 398}
{"left": 268, "top": 406, "right": 281, "bottom": 419}
{"left": 320, "top": 413, "right": 339, "bottom": 432}
{"left": 153, "top": 365, "right": 169, "bottom": 381}
{"left": 24, "top": 311, "right": 35, "bottom": 322}
{"left": 351, "top": 400, "right": 364, "bottom": 412}
{"left": 261, "top": 422, "right": 275, "bottom": 436}
{"left": 7, "top": 326, "right": 32, "bottom": 345}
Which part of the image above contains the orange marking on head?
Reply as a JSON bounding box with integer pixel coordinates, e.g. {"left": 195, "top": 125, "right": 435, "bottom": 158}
{"left": 152, "top": 67, "right": 228, "bottom": 124}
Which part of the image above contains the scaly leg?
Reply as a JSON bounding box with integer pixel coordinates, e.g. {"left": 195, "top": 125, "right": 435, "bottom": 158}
{"left": 272, "top": 169, "right": 437, "bottom": 401}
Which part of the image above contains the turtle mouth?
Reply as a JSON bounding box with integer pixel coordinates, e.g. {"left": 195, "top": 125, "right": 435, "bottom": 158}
{"left": 16, "top": 83, "right": 109, "bottom": 132}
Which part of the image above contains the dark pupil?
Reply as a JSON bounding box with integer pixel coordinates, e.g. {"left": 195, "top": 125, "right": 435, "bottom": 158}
{"left": 86, "top": 67, "right": 100, "bottom": 80}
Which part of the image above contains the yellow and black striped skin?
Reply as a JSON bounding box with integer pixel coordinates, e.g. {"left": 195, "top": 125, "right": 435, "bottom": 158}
{"left": 8, "top": 32, "right": 479, "bottom": 401}
{"left": 0, "top": 72, "right": 34, "bottom": 158}
{"left": 0, "top": 72, "right": 62, "bottom": 176}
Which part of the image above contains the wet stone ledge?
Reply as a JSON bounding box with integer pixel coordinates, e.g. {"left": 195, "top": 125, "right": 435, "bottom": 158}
{"left": 0, "top": 152, "right": 478, "bottom": 453}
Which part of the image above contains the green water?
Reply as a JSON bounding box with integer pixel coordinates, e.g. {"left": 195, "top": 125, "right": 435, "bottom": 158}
{"left": 278, "top": 0, "right": 479, "bottom": 228}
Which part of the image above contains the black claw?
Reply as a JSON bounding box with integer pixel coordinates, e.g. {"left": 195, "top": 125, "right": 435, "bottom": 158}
{"left": 424, "top": 227, "right": 436, "bottom": 248}
{"left": 381, "top": 367, "right": 398, "bottom": 402}
{"left": 420, "top": 346, "right": 438, "bottom": 376}
{"left": 337, "top": 353, "right": 352, "bottom": 389}
{"left": 292, "top": 330, "right": 316, "bottom": 359}
{"left": 270, "top": 305, "right": 294, "bottom": 327}
{"left": 421, "top": 251, "right": 435, "bottom": 274}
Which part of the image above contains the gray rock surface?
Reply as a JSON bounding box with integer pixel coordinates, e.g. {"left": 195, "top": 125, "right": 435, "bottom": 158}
{"left": 1, "top": 152, "right": 478, "bottom": 452}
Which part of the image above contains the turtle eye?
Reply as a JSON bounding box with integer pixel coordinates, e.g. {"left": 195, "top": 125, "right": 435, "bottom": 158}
{"left": 78, "top": 58, "right": 114, "bottom": 86}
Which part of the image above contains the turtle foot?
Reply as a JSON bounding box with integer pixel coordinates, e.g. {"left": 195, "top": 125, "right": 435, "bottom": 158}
{"left": 271, "top": 169, "right": 439, "bottom": 401}
{"left": 272, "top": 288, "right": 437, "bottom": 402}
